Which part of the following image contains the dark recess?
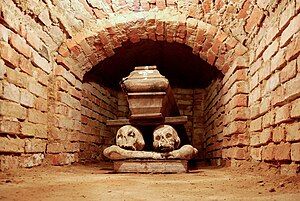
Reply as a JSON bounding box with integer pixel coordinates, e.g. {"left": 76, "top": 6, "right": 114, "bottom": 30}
{"left": 83, "top": 40, "right": 223, "bottom": 89}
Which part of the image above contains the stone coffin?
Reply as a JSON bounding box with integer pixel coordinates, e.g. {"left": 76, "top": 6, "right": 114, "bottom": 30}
{"left": 120, "top": 66, "right": 179, "bottom": 122}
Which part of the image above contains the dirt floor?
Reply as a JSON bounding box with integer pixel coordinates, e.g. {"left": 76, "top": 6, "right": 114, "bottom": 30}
{"left": 0, "top": 163, "right": 299, "bottom": 201}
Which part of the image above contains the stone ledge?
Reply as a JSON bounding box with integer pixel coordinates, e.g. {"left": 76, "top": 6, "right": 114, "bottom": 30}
{"left": 113, "top": 159, "right": 188, "bottom": 173}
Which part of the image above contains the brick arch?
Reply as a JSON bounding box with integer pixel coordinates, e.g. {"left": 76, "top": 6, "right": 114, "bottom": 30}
{"left": 56, "top": 10, "right": 248, "bottom": 80}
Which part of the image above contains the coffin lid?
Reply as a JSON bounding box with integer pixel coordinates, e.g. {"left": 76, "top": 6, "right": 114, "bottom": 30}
{"left": 120, "top": 66, "right": 169, "bottom": 93}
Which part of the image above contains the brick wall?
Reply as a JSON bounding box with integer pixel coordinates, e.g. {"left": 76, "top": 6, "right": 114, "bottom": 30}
{"left": 0, "top": 0, "right": 299, "bottom": 173}
{"left": 247, "top": 0, "right": 300, "bottom": 174}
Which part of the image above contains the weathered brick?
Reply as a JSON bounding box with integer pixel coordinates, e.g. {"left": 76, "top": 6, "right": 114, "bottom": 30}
{"left": 262, "top": 143, "right": 275, "bottom": 161}
{"left": 291, "top": 98, "right": 300, "bottom": 118}
{"left": 28, "top": 80, "right": 47, "bottom": 99}
{"left": 280, "top": 60, "right": 297, "bottom": 84}
{"left": 0, "top": 137, "right": 25, "bottom": 153}
{"left": 25, "top": 139, "right": 47, "bottom": 153}
{"left": 284, "top": 76, "right": 300, "bottom": 101}
{"left": 34, "top": 97, "right": 48, "bottom": 112}
{"left": 280, "top": 14, "right": 300, "bottom": 47}
{"left": 274, "top": 143, "right": 291, "bottom": 160}
{"left": 275, "top": 104, "right": 290, "bottom": 124}
{"left": 250, "top": 117, "right": 262, "bottom": 132}
{"left": 0, "top": 120, "right": 20, "bottom": 135}
{"left": 263, "top": 40, "right": 279, "bottom": 61}
{"left": 6, "top": 68, "right": 28, "bottom": 88}
{"left": 262, "top": 111, "right": 275, "bottom": 128}
{"left": 260, "top": 127, "right": 272, "bottom": 144}
{"left": 0, "top": 42, "right": 20, "bottom": 68}
{"left": 0, "top": 24, "right": 10, "bottom": 42}
{"left": 0, "top": 101, "right": 27, "bottom": 120}
{"left": 286, "top": 33, "right": 300, "bottom": 61}
{"left": 32, "top": 51, "right": 51, "bottom": 74}
{"left": 20, "top": 89, "right": 35, "bottom": 108}
{"left": 3, "top": 82, "right": 20, "bottom": 103}
{"left": 291, "top": 143, "right": 300, "bottom": 161}
{"left": 263, "top": 72, "right": 280, "bottom": 95}
{"left": 28, "top": 109, "right": 47, "bottom": 124}
{"left": 273, "top": 125, "right": 285, "bottom": 143}
{"left": 250, "top": 147, "right": 262, "bottom": 161}
{"left": 21, "top": 122, "right": 47, "bottom": 138}
{"left": 245, "top": 7, "right": 264, "bottom": 33}
{"left": 20, "top": 153, "right": 44, "bottom": 168}
{"left": 286, "top": 122, "right": 300, "bottom": 142}
{"left": 9, "top": 33, "right": 31, "bottom": 58}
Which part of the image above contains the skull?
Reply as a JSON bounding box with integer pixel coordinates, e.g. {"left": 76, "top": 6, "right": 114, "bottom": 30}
{"left": 116, "top": 125, "right": 145, "bottom": 151}
{"left": 153, "top": 125, "right": 180, "bottom": 152}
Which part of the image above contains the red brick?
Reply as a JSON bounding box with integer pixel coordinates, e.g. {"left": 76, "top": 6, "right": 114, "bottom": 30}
{"left": 280, "top": 60, "right": 297, "bottom": 83}
{"left": 233, "top": 147, "right": 249, "bottom": 160}
{"left": 245, "top": 7, "right": 264, "bottom": 33}
{"left": 273, "top": 125, "right": 285, "bottom": 143}
{"left": 286, "top": 122, "right": 300, "bottom": 142}
{"left": 237, "top": 0, "right": 251, "bottom": 19}
{"left": 291, "top": 143, "right": 300, "bottom": 161}
{"left": 0, "top": 42, "right": 20, "bottom": 68}
{"left": 9, "top": 33, "right": 31, "bottom": 58}
{"left": 19, "top": 56, "right": 33, "bottom": 75}
{"left": 262, "top": 143, "right": 275, "bottom": 161}
{"left": 224, "top": 121, "right": 247, "bottom": 136}
{"left": 286, "top": 33, "right": 300, "bottom": 61}
{"left": 275, "top": 104, "right": 291, "bottom": 124}
{"left": 274, "top": 143, "right": 291, "bottom": 160}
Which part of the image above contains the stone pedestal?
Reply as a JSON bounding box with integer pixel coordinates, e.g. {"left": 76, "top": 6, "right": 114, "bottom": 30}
{"left": 113, "top": 160, "right": 188, "bottom": 173}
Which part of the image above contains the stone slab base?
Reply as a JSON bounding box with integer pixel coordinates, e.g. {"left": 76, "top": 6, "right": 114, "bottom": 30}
{"left": 113, "top": 159, "right": 188, "bottom": 173}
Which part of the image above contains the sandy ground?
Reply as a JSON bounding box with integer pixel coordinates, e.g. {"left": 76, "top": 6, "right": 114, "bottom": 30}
{"left": 0, "top": 163, "right": 299, "bottom": 201}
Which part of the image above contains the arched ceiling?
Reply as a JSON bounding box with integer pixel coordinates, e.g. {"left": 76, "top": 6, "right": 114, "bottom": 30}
{"left": 83, "top": 40, "right": 223, "bottom": 89}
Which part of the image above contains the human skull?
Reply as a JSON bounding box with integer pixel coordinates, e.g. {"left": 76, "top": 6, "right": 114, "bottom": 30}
{"left": 116, "top": 125, "right": 145, "bottom": 151}
{"left": 153, "top": 125, "right": 180, "bottom": 152}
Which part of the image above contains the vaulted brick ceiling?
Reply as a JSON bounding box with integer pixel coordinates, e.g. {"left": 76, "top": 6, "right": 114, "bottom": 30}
{"left": 84, "top": 40, "right": 223, "bottom": 89}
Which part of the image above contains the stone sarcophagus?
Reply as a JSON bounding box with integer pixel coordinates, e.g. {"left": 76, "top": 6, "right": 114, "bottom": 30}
{"left": 120, "top": 66, "right": 179, "bottom": 123}
{"left": 104, "top": 66, "right": 198, "bottom": 173}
